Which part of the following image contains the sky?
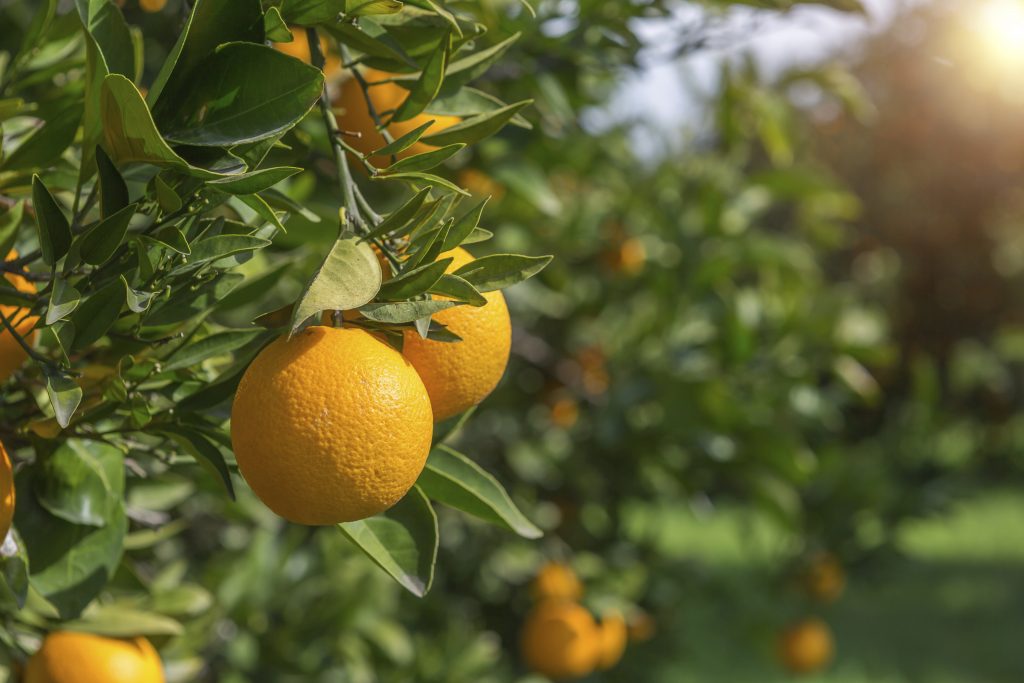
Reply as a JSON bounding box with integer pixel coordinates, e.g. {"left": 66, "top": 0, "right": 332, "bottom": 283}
{"left": 591, "top": 0, "right": 929, "bottom": 150}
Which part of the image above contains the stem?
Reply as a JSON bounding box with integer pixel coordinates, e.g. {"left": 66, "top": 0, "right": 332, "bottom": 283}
{"left": 340, "top": 45, "right": 399, "bottom": 165}
{"left": 0, "top": 309, "right": 47, "bottom": 366}
{"left": 307, "top": 28, "right": 364, "bottom": 233}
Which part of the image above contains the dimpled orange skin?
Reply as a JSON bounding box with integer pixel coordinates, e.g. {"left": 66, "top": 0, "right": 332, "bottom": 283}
{"left": 0, "top": 442, "right": 14, "bottom": 542}
{"left": 531, "top": 562, "right": 584, "bottom": 602}
{"left": 403, "top": 247, "right": 511, "bottom": 422}
{"left": 25, "top": 632, "right": 165, "bottom": 683}
{"left": 778, "top": 618, "right": 835, "bottom": 675}
{"left": 231, "top": 327, "right": 433, "bottom": 525}
{"left": 596, "top": 612, "right": 628, "bottom": 670}
{"left": 0, "top": 250, "right": 38, "bottom": 382}
{"left": 521, "top": 601, "right": 601, "bottom": 680}
{"left": 334, "top": 67, "right": 460, "bottom": 165}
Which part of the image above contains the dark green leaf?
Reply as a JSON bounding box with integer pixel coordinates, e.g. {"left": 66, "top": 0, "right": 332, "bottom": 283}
{"left": 374, "top": 171, "right": 468, "bottom": 195}
{"left": 418, "top": 445, "right": 541, "bottom": 539}
{"left": 372, "top": 120, "right": 436, "bottom": 157}
{"left": 263, "top": 7, "right": 293, "bottom": 42}
{"left": 359, "top": 300, "right": 459, "bottom": 323}
{"left": 163, "top": 330, "right": 263, "bottom": 372}
{"left": 429, "top": 273, "right": 485, "bottom": 306}
{"left": 0, "top": 105, "right": 82, "bottom": 172}
{"left": 380, "top": 144, "right": 464, "bottom": 175}
{"left": 365, "top": 187, "right": 431, "bottom": 239}
{"left": 35, "top": 441, "right": 120, "bottom": 527}
{"left": 421, "top": 100, "right": 532, "bottom": 147}
{"left": 95, "top": 146, "right": 129, "bottom": 218}
{"left": 46, "top": 276, "right": 81, "bottom": 325}
{"left": 61, "top": 606, "right": 184, "bottom": 637}
{"left": 187, "top": 235, "right": 271, "bottom": 266}
{"left": 338, "top": 486, "right": 438, "bottom": 597}
{"left": 160, "top": 427, "right": 235, "bottom": 499}
{"left": 378, "top": 257, "right": 451, "bottom": 300}
{"left": 208, "top": 167, "right": 302, "bottom": 195}
{"left": 79, "top": 202, "right": 135, "bottom": 266}
{"left": 442, "top": 196, "right": 488, "bottom": 251}
{"left": 391, "top": 37, "right": 448, "bottom": 123}
{"left": 453, "top": 253, "right": 552, "bottom": 292}
{"left": 154, "top": 176, "right": 182, "bottom": 213}
{"left": 0, "top": 202, "right": 25, "bottom": 258}
{"left": 69, "top": 279, "right": 126, "bottom": 351}
{"left": 31, "top": 175, "right": 72, "bottom": 266}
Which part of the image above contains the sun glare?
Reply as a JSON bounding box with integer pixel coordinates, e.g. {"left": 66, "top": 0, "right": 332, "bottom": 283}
{"left": 975, "top": 0, "right": 1024, "bottom": 68}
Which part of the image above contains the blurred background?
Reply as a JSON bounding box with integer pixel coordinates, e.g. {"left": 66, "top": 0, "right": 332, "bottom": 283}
{"left": 43, "top": 0, "right": 1024, "bottom": 680}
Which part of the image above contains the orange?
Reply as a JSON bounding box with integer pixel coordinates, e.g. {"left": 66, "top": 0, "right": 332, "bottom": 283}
{"left": 0, "top": 441, "right": 13, "bottom": 541}
{"left": 778, "top": 618, "right": 835, "bottom": 675}
{"left": 596, "top": 612, "right": 628, "bottom": 670}
{"left": 274, "top": 27, "right": 341, "bottom": 78}
{"left": 802, "top": 553, "right": 847, "bottom": 604}
{"left": 334, "top": 67, "right": 460, "bottom": 166}
{"left": 458, "top": 168, "right": 506, "bottom": 201}
{"left": 521, "top": 601, "right": 600, "bottom": 680}
{"left": 138, "top": 0, "right": 166, "bottom": 12}
{"left": 548, "top": 395, "right": 580, "bottom": 429}
{"left": 0, "top": 250, "right": 38, "bottom": 382}
{"left": 628, "top": 610, "right": 656, "bottom": 642}
{"left": 602, "top": 236, "right": 646, "bottom": 276}
{"left": 25, "top": 632, "right": 164, "bottom": 683}
{"left": 231, "top": 326, "right": 433, "bottom": 525}
{"left": 402, "top": 247, "right": 510, "bottom": 422}
{"left": 531, "top": 562, "right": 583, "bottom": 602}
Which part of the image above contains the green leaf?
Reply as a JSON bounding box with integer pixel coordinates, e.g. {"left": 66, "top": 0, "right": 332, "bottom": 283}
{"left": 13, "top": 443, "right": 126, "bottom": 619}
{"left": 428, "top": 273, "right": 485, "bottom": 306}
{"left": 46, "top": 276, "right": 81, "bottom": 325}
{"left": 95, "top": 146, "right": 129, "bottom": 218}
{"left": 158, "top": 43, "right": 324, "bottom": 147}
{"left": 375, "top": 171, "right": 469, "bottom": 195}
{"left": 76, "top": 0, "right": 135, "bottom": 79}
{"left": 418, "top": 445, "right": 541, "bottom": 539}
{"left": 453, "top": 253, "right": 552, "bottom": 292}
{"left": 365, "top": 187, "right": 431, "bottom": 239}
{"left": 79, "top": 202, "right": 135, "bottom": 266}
{"left": 323, "top": 21, "right": 413, "bottom": 66}
{"left": 0, "top": 104, "right": 83, "bottom": 172}
{"left": 160, "top": 427, "right": 236, "bottom": 499}
{"left": 420, "top": 100, "right": 532, "bottom": 147}
{"left": 121, "top": 277, "right": 159, "bottom": 314}
{"left": 380, "top": 144, "right": 464, "bottom": 175}
{"left": 290, "top": 235, "right": 382, "bottom": 335}
{"left": 12, "top": 0, "right": 57, "bottom": 66}
{"left": 371, "top": 120, "right": 435, "bottom": 158}
{"left": 31, "top": 175, "right": 72, "bottom": 266}
{"left": 347, "top": 0, "right": 404, "bottom": 16}
{"left": 163, "top": 330, "right": 263, "bottom": 372}
{"left": 440, "top": 32, "right": 520, "bottom": 93}
{"left": 154, "top": 176, "right": 182, "bottom": 213}
{"left": 43, "top": 370, "right": 83, "bottom": 430}
{"left": 358, "top": 300, "right": 459, "bottom": 324}
{"left": 0, "top": 201, "right": 25, "bottom": 258}
{"left": 186, "top": 235, "right": 271, "bottom": 266}
{"left": 68, "top": 279, "right": 125, "bottom": 351}
{"left": 208, "top": 167, "right": 302, "bottom": 195}
{"left": 338, "top": 486, "right": 438, "bottom": 597}
{"left": 61, "top": 606, "right": 184, "bottom": 637}
{"left": 0, "top": 531, "right": 30, "bottom": 611}
{"left": 426, "top": 87, "right": 531, "bottom": 128}
{"left": 263, "top": 7, "right": 293, "bottom": 43}
{"left": 391, "top": 37, "right": 448, "bottom": 123}
{"left": 378, "top": 257, "right": 451, "bottom": 300}
{"left": 442, "top": 196, "right": 488, "bottom": 251}
{"left": 35, "top": 441, "right": 120, "bottom": 527}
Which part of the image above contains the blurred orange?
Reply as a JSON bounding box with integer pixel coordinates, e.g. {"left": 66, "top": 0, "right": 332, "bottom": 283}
{"left": 274, "top": 27, "right": 341, "bottom": 79}
{"left": 778, "top": 618, "right": 835, "bottom": 675}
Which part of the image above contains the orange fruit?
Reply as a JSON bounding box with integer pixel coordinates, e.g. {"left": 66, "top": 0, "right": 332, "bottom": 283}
{"left": 802, "top": 553, "right": 846, "bottom": 604}
{"left": 138, "top": 0, "right": 166, "bottom": 12}
{"left": 402, "top": 247, "right": 511, "bottom": 422}
{"left": 778, "top": 618, "right": 835, "bottom": 674}
{"left": 274, "top": 27, "right": 341, "bottom": 78}
{"left": 548, "top": 395, "right": 580, "bottom": 429}
{"left": 521, "top": 601, "right": 600, "bottom": 680}
{"left": 458, "top": 168, "right": 506, "bottom": 201}
{"left": 0, "top": 441, "right": 14, "bottom": 541}
{"left": 334, "top": 67, "right": 459, "bottom": 166}
{"left": 0, "top": 250, "right": 38, "bottom": 382}
{"left": 596, "top": 612, "right": 628, "bottom": 670}
{"left": 602, "top": 236, "right": 646, "bottom": 276}
{"left": 231, "top": 326, "right": 433, "bottom": 524}
{"left": 531, "top": 562, "right": 583, "bottom": 602}
{"left": 25, "top": 632, "right": 164, "bottom": 683}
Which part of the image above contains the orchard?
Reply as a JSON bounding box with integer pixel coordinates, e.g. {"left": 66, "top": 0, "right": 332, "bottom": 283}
{"left": 0, "top": 0, "right": 1022, "bottom": 682}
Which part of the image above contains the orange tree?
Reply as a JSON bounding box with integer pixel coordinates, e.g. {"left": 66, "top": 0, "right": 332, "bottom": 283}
{"left": 0, "top": 0, "right": 879, "bottom": 681}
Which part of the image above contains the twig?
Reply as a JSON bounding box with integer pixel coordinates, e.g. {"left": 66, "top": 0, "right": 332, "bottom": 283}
{"left": 0, "top": 308, "right": 47, "bottom": 366}
{"left": 340, "top": 44, "right": 399, "bottom": 166}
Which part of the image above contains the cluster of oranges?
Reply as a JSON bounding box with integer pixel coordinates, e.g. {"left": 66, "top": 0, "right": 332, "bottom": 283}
{"left": 520, "top": 563, "right": 629, "bottom": 680}
{"left": 777, "top": 553, "right": 846, "bottom": 676}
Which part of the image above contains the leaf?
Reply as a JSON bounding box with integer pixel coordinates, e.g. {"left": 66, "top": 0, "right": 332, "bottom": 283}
{"left": 347, "top": 0, "right": 404, "bottom": 16}
{"left": 391, "top": 37, "right": 448, "bottom": 123}
{"left": 95, "top": 146, "right": 129, "bottom": 218}
{"left": 429, "top": 273, "right": 485, "bottom": 306}
{"left": 358, "top": 300, "right": 459, "bottom": 324}
{"left": 380, "top": 144, "right": 464, "bottom": 175}
{"left": 163, "top": 330, "right": 263, "bottom": 372}
{"left": 208, "top": 167, "right": 302, "bottom": 195}
{"left": 338, "top": 486, "right": 438, "bottom": 597}
{"left": 375, "top": 171, "right": 469, "bottom": 195}
{"left": 154, "top": 176, "right": 182, "bottom": 213}
{"left": 323, "top": 21, "right": 414, "bottom": 66}
{"left": 160, "top": 427, "right": 235, "bottom": 499}
{"left": 68, "top": 279, "right": 126, "bottom": 351}
{"left": 79, "top": 202, "right": 136, "bottom": 266}
{"left": 418, "top": 445, "right": 541, "bottom": 539}
{"left": 186, "top": 235, "right": 271, "bottom": 266}
{"left": 426, "top": 87, "right": 531, "bottom": 128}
{"left": 440, "top": 33, "right": 520, "bottom": 93}
{"left": 35, "top": 441, "right": 120, "bottom": 527}
{"left": 365, "top": 187, "right": 431, "bottom": 239}
{"left": 371, "top": 120, "right": 435, "bottom": 158}
{"left": 32, "top": 175, "right": 72, "bottom": 266}
{"left": 263, "top": 7, "right": 293, "bottom": 42}
{"left": 46, "top": 276, "right": 81, "bottom": 325}
{"left": 453, "top": 253, "right": 552, "bottom": 292}
{"left": 158, "top": 43, "right": 324, "bottom": 147}
{"left": 0, "top": 201, "right": 25, "bottom": 257}
{"left": 420, "top": 100, "right": 532, "bottom": 147}
{"left": 0, "top": 531, "right": 30, "bottom": 611}
{"left": 290, "top": 236, "right": 382, "bottom": 335}
{"left": 442, "top": 195, "right": 488, "bottom": 251}
{"left": 0, "top": 104, "right": 83, "bottom": 172}
{"left": 76, "top": 0, "right": 135, "bottom": 79}
{"left": 378, "top": 258, "right": 452, "bottom": 300}
{"left": 13, "top": 444, "right": 126, "bottom": 619}
{"left": 62, "top": 606, "right": 184, "bottom": 637}
{"left": 43, "top": 367, "right": 82, "bottom": 430}
{"left": 122, "top": 279, "right": 159, "bottom": 314}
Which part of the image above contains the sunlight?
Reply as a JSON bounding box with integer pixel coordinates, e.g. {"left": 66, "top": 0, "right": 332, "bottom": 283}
{"left": 975, "top": 0, "right": 1024, "bottom": 69}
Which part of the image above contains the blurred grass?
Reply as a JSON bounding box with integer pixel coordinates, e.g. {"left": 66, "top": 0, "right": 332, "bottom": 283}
{"left": 607, "top": 491, "right": 1024, "bottom": 682}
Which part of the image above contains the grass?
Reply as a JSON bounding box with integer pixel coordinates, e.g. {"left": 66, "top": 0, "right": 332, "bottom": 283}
{"left": 608, "top": 490, "right": 1024, "bottom": 683}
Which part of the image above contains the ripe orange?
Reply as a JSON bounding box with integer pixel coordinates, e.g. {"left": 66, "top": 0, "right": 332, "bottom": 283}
{"left": 334, "top": 67, "right": 459, "bottom": 166}
{"left": 0, "top": 441, "right": 14, "bottom": 542}
{"left": 778, "top": 618, "right": 835, "bottom": 674}
{"left": 402, "top": 247, "right": 511, "bottom": 422}
{"left": 596, "top": 612, "right": 628, "bottom": 670}
{"left": 231, "top": 326, "right": 433, "bottom": 524}
{"left": 547, "top": 394, "right": 580, "bottom": 429}
{"left": 531, "top": 562, "right": 583, "bottom": 602}
{"left": 138, "top": 0, "right": 166, "bottom": 13}
{"left": 25, "top": 632, "right": 164, "bottom": 683}
{"left": 521, "top": 601, "right": 600, "bottom": 680}
{"left": 458, "top": 168, "right": 506, "bottom": 201}
{"left": 602, "top": 236, "right": 647, "bottom": 276}
{"left": 0, "top": 250, "right": 38, "bottom": 382}
{"left": 274, "top": 27, "right": 341, "bottom": 78}
{"left": 802, "top": 553, "right": 846, "bottom": 604}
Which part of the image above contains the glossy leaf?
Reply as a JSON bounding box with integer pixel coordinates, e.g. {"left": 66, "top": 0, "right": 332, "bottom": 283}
{"left": 378, "top": 257, "right": 452, "bottom": 300}
{"left": 35, "top": 441, "right": 120, "bottom": 527}
{"left": 79, "top": 202, "right": 136, "bottom": 266}
{"left": 95, "top": 146, "right": 129, "bottom": 218}
{"left": 289, "top": 235, "right": 382, "bottom": 335}
{"left": 31, "top": 175, "right": 72, "bottom": 266}
{"left": 453, "top": 253, "right": 553, "bottom": 292}
{"left": 163, "top": 330, "right": 264, "bottom": 372}
{"left": 420, "top": 100, "right": 532, "bottom": 147}
{"left": 68, "top": 279, "right": 126, "bottom": 351}
{"left": 46, "top": 276, "right": 81, "bottom": 325}
{"left": 208, "top": 167, "right": 302, "bottom": 195}
{"left": 392, "top": 37, "right": 448, "bottom": 123}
